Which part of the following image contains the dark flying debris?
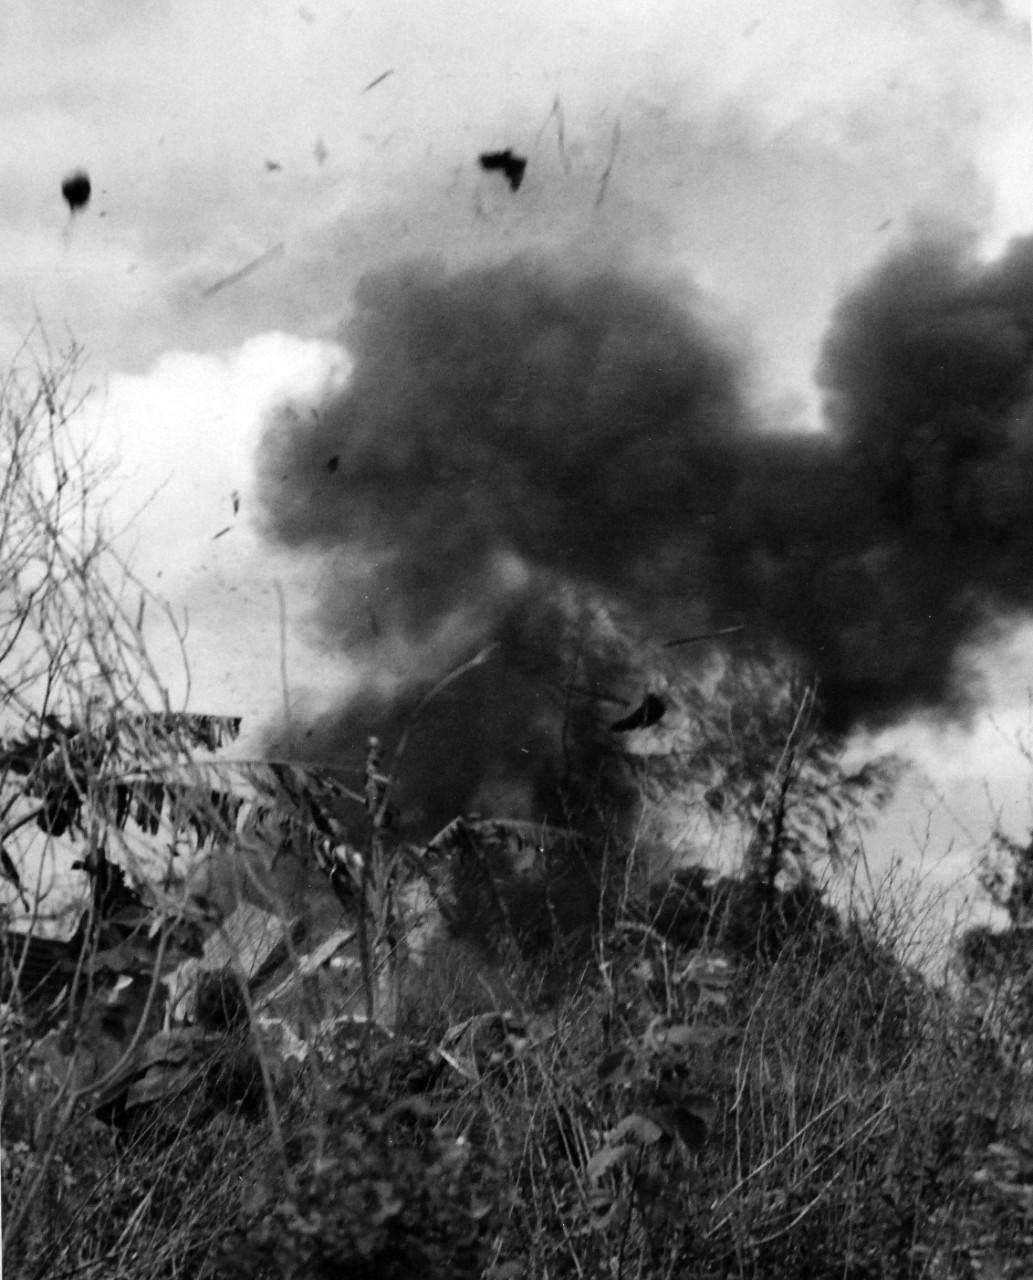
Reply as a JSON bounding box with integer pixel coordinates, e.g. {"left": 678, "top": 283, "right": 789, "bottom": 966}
{"left": 479, "top": 149, "right": 527, "bottom": 192}
{"left": 663, "top": 624, "right": 744, "bottom": 649}
{"left": 61, "top": 170, "right": 91, "bottom": 213}
{"left": 876, "top": 218, "right": 893, "bottom": 232}
{"left": 363, "top": 69, "right": 394, "bottom": 92}
{"left": 213, "top": 526, "right": 232, "bottom": 540}
{"left": 611, "top": 693, "right": 666, "bottom": 733}
{"left": 326, "top": 455, "right": 340, "bottom": 474}
{"left": 265, "top": 159, "right": 283, "bottom": 172}
{"left": 231, "top": 490, "right": 241, "bottom": 515}
{"left": 203, "top": 242, "right": 285, "bottom": 298}
{"left": 314, "top": 137, "right": 328, "bottom": 165}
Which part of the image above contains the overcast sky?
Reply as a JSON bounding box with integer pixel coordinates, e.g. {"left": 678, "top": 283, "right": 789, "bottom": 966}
{"left": 5, "top": 0, "right": 1033, "bottom": 931}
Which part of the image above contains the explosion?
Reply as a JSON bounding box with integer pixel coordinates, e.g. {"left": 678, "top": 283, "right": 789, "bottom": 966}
{"left": 256, "top": 235, "right": 1033, "bottom": 830}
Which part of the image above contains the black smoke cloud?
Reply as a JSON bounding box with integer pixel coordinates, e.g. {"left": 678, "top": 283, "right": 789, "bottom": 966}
{"left": 257, "top": 238, "right": 1033, "bottom": 829}
{"left": 257, "top": 257, "right": 745, "bottom": 833}
{"left": 718, "top": 233, "right": 1033, "bottom": 728}
{"left": 259, "top": 259, "right": 746, "bottom": 639}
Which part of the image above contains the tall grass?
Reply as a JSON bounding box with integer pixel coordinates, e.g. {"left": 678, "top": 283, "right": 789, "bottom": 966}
{"left": 4, "top": 855, "right": 1033, "bottom": 1280}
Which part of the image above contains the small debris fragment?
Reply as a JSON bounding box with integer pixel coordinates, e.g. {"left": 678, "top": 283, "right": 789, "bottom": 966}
{"left": 662, "top": 625, "right": 743, "bottom": 649}
{"left": 314, "top": 137, "right": 328, "bottom": 165}
{"left": 363, "top": 69, "right": 394, "bottom": 93}
{"left": 231, "top": 491, "right": 241, "bottom": 515}
{"left": 611, "top": 694, "right": 666, "bottom": 733}
{"left": 326, "top": 455, "right": 340, "bottom": 474}
{"left": 61, "top": 170, "right": 91, "bottom": 213}
{"left": 265, "top": 159, "right": 282, "bottom": 172}
{"left": 298, "top": 5, "right": 316, "bottom": 22}
{"left": 213, "top": 526, "right": 232, "bottom": 540}
{"left": 595, "top": 118, "right": 622, "bottom": 207}
{"left": 479, "top": 149, "right": 527, "bottom": 192}
{"left": 203, "top": 242, "right": 285, "bottom": 298}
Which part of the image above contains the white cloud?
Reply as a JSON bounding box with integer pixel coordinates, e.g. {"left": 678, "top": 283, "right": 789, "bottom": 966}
{"left": 84, "top": 333, "right": 353, "bottom": 744}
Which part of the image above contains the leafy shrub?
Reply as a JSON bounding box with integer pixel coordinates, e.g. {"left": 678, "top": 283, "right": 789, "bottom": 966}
{"left": 221, "top": 1090, "right": 507, "bottom": 1280}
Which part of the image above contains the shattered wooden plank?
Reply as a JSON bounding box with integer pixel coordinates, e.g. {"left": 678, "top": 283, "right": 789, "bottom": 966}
{"left": 202, "top": 901, "right": 294, "bottom": 980}
{"left": 254, "top": 926, "right": 356, "bottom": 1011}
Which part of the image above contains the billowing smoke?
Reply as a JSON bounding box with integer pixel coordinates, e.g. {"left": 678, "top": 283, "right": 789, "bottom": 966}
{"left": 256, "top": 257, "right": 747, "bottom": 834}
{"left": 718, "top": 233, "right": 1033, "bottom": 728}
{"left": 256, "top": 237, "right": 1033, "bottom": 830}
{"left": 258, "top": 259, "right": 746, "bottom": 641}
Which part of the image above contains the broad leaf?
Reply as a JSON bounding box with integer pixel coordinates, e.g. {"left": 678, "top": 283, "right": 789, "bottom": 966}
{"left": 605, "top": 1113, "right": 664, "bottom": 1147}
{"left": 586, "top": 1142, "right": 637, "bottom": 1181}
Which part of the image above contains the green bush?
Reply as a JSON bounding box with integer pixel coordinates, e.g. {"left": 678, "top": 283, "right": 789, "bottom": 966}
{"left": 221, "top": 1090, "right": 506, "bottom": 1280}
